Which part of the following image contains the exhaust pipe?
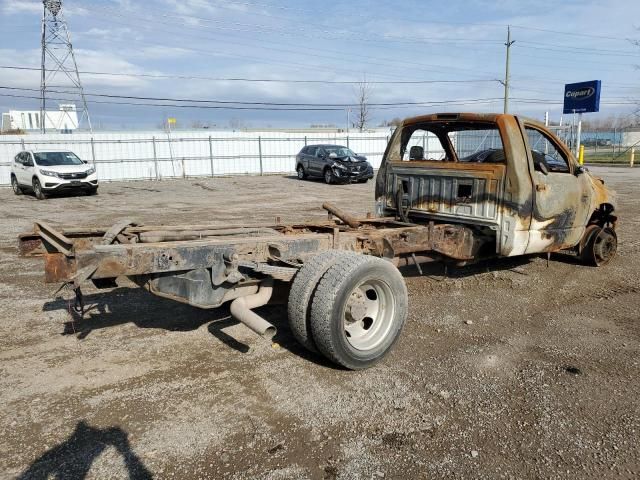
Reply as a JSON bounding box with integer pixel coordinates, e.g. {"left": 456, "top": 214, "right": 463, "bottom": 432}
{"left": 230, "top": 279, "right": 277, "bottom": 339}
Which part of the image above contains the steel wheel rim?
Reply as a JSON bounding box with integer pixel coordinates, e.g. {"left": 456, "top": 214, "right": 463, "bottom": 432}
{"left": 342, "top": 279, "right": 395, "bottom": 351}
{"left": 594, "top": 229, "right": 616, "bottom": 265}
{"left": 324, "top": 170, "right": 332, "bottom": 183}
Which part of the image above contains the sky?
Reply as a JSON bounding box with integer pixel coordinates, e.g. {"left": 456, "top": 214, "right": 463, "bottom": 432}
{"left": 1, "top": 0, "right": 640, "bottom": 130}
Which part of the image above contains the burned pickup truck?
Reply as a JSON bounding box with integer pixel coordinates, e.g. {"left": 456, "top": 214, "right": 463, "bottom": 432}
{"left": 19, "top": 113, "right": 617, "bottom": 369}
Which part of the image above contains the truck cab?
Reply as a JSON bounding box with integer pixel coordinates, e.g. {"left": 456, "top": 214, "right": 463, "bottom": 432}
{"left": 375, "top": 113, "right": 617, "bottom": 265}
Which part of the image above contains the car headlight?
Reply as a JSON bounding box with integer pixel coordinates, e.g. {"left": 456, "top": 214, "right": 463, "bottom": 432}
{"left": 331, "top": 162, "right": 347, "bottom": 170}
{"left": 86, "top": 167, "right": 96, "bottom": 175}
{"left": 39, "top": 169, "right": 59, "bottom": 178}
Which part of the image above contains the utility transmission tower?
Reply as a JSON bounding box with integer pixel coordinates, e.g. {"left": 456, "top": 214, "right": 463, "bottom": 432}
{"left": 502, "top": 25, "right": 515, "bottom": 114}
{"left": 40, "top": 0, "right": 92, "bottom": 133}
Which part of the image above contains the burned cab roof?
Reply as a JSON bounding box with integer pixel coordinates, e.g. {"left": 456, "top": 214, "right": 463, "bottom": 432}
{"left": 401, "top": 113, "right": 502, "bottom": 127}
{"left": 401, "top": 112, "right": 547, "bottom": 131}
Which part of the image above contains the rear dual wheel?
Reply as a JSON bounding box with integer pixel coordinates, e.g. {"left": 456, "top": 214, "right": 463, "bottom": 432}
{"left": 288, "top": 251, "right": 408, "bottom": 369}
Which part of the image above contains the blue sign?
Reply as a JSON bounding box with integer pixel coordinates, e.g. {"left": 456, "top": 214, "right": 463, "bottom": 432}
{"left": 563, "top": 80, "right": 601, "bottom": 114}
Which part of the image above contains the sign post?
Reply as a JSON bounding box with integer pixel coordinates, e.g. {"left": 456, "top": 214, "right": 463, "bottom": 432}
{"left": 563, "top": 80, "right": 601, "bottom": 159}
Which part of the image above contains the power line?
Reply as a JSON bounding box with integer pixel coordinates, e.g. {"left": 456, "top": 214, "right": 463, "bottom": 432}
{"left": 512, "top": 25, "right": 637, "bottom": 42}
{"left": 0, "top": 91, "right": 511, "bottom": 111}
{"left": 84, "top": 5, "right": 504, "bottom": 79}
{"left": 84, "top": 1, "right": 505, "bottom": 46}
{"left": 0, "top": 85, "right": 503, "bottom": 108}
{"left": 0, "top": 65, "right": 499, "bottom": 85}
{"left": 517, "top": 41, "right": 640, "bottom": 58}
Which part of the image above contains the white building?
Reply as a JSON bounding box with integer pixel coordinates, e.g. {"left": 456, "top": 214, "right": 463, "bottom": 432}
{"left": 1, "top": 104, "right": 79, "bottom": 133}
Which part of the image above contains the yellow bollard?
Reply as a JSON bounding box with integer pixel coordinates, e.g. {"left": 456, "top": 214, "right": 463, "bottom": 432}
{"left": 631, "top": 148, "right": 635, "bottom": 168}
{"left": 578, "top": 145, "right": 584, "bottom": 166}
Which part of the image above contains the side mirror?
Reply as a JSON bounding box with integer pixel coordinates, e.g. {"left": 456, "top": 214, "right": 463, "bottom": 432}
{"left": 82, "top": 160, "right": 88, "bottom": 164}
{"left": 575, "top": 165, "right": 587, "bottom": 175}
{"left": 25, "top": 160, "right": 34, "bottom": 167}
{"left": 537, "top": 162, "right": 549, "bottom": 175}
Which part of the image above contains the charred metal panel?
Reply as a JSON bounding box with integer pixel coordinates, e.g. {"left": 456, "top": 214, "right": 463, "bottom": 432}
{"left": 378, "top": 115, "right": 536, "bottom": 257}
{"left": 387, "top": 163, "right": 505, "bottom": 225}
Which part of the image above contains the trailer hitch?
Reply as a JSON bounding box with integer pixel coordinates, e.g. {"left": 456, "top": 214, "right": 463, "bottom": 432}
{"left": 72, "top": 286, "right": 84, "bottom": 315}
{"left": 53, "top": 263, "right": 98, "bottom": 323}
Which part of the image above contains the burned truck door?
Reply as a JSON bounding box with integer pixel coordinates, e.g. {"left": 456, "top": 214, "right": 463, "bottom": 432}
{"left": 521, "top": 122, "right": 591, "bottom": 253}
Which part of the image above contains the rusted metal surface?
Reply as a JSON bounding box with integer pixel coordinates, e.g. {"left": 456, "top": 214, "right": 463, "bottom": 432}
{"left": 20, "top": 112, "right": 617, "bottom": 313}
{"left": 18, "top": 234, "right": 44, "bottom": 257}
{"left": 44, "top": 252, "right": 76, "bottom": 283}
{"left": 322, "top": 202, "right": 362, "bottom": 229}
{"left": 139, "top": 228, "right": 281, "bottom": 243}
{"left": 375, "top": 112, "right": 617, "bottom": 258}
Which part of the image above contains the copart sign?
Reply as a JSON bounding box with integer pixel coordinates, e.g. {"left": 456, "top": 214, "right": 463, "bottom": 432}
{"left": 563, "top": 80, "right": 601, "bottom": 114}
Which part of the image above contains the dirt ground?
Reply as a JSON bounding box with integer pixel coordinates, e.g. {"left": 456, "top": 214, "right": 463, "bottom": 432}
{"left": 0, "top": 168, "right": 638, "bottom": 479}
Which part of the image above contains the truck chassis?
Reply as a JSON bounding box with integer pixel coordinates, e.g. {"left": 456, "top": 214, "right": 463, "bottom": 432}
{"left": 19, "top": 203, "right": 481, "bottom": 369}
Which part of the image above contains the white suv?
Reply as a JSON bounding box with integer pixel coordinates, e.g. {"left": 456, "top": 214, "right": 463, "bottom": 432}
{"left": 11, "top": 150, "right": 98, "bottom": 199}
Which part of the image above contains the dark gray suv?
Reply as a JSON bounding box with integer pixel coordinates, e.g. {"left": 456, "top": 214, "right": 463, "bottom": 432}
{"left": 295, "top": 144, "right": 374, "bottom": 184}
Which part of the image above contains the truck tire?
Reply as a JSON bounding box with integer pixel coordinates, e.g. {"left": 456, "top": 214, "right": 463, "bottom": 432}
{"left": 581, "top": 226, "right": 617, "bottom": 266}
{"left": 288, "top": 250, "right": 349, "bottom": 353}
{"left": 310, "top": 253, "right": 408, "bottom": 369}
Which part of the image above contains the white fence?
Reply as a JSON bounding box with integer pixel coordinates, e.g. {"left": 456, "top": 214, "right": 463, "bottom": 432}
{"left": 0, "top": 130, "right": 394, "bottom": 185}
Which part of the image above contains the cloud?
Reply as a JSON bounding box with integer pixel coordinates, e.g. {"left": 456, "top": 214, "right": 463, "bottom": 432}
{"left": 128, "top": 46, "right": 196, "bottom": 60}
{"left": 0, "top": 0, "right": 42, "bottom": 15}
{"left": 0, "top": 0, "right": 89, "bottom": 16}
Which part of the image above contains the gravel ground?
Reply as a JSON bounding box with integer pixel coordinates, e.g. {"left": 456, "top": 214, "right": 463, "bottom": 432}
{"left": 0, "top": 167, "right": 638, "bottom": 479}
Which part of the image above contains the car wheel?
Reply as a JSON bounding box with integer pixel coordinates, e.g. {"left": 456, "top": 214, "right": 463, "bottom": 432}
{"left": 323, "top": 168, "right": 333, "bottom": 184}
{"left": 32, "top": 178, "right": 46, "bottom": 200}
{"left": 581, "top": 226, "right": 617, "bottom": 266}
{"left": 309, "top": 253, "right": 408, "bottom": 369}
{"left": 11, "top": 176, "right": 23, "bottom": 195}
{"left": 288, "top": 250, "right": 350, "bottom": 353}
{"left": 296, "top": 165, "right": 307, "bottom": 180}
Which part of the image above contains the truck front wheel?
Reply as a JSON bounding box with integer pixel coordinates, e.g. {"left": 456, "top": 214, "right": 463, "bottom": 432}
{"left": 309, "top": 253, "right": 408, "bottom": 369}
{"left": 581, "top": 226, "right": 617, "bottom": 266}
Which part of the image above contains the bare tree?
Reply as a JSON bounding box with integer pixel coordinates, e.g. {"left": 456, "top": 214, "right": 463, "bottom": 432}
{"left": 353, "top": 79, "right": 373, "bottom": 132}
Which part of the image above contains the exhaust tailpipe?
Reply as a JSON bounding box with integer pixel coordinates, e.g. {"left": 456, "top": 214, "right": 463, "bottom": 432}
{"left": 230, "top": 279, "right": 277, "bottom": 339}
